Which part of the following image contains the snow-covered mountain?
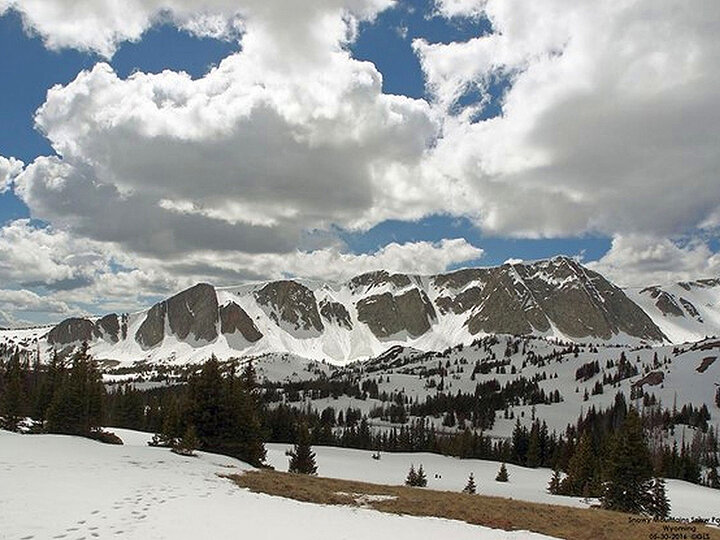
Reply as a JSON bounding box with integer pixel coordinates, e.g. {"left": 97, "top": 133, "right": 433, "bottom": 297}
{"left": 6, "top": 256, "right": 703, "bottom": 366}
{"left": 626, "top": 279, "right": 720, "bottom": 343}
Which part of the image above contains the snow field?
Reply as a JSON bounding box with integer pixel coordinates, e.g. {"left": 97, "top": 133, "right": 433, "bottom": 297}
{"left": 266, "top": 443, "right": 720, "bottom": 521}
{"left": 0, "top": 429, "right": 556, "bottom": 540}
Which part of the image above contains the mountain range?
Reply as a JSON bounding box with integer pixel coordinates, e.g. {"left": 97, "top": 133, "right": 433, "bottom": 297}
{"left": 3, "top": 256, "right": 719, "bottom": 365}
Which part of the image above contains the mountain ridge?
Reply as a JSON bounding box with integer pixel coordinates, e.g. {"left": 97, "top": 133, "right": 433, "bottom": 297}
{"left": 5, "top": 256, "right": 719, "bottom": 365}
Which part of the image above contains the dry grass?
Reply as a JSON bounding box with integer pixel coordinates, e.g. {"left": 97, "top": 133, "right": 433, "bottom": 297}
{"left": 229, "top": 469, "right": 720, "bottom": 540}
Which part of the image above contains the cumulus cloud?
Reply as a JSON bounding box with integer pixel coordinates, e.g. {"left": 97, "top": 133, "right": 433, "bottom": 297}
{"left": 0, "top": 155, "right": 24, "bottom": 192}
{"left": 14, "top": 13, "right": 435, "bottom": 256}
{"left": 166, "top": 238, "right": 484, "bottom": 283}
{"left": 0, "top": 220, "right": 184, "bottom": 317}
{"left": 8, "top": 0, "right": 720, "bottom": 244}
{"left": 587, "top": 235, "right": 720, "bottom": 288}
{"left": 0, "top": 0, "right": 393, "bottom": 58}
{"left": 0, "top": 219, "right": 113, "bottom": 286}
{"left": 0, "top": 288, "right": 72, "bottom": 314}
{"left": 412, "top": 0, "right": 720, "bottom": 238}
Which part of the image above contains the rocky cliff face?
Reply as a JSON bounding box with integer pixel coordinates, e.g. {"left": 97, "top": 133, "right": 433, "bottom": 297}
{"left": 219, "top": 302, "right": 263, "bottom": 342}
{"left": 356, "top": 289, "right": 436, "bottom": 339}
{"left": 136, "top": 283, "right": 219, "bottom": 349}
{"left": 43, "top": 257, "right": 700, "bottom": 364}
{"left": 47, "top": 314, "right": 120, "bottom": 346}
{"left": 254, "top": 280, "right": 324, "bottom": 336}
{"left": 435, "top": 258, "right": 665, "bottom": 341}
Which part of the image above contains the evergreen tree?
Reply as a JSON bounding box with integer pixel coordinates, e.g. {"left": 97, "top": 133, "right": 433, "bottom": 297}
{"left": 496, "top": 462, "right": 509, "bottom": 482}
{"left": 548, "top": 469, "right": 562, "bottom": 494}
{"left": 561, "top": 433, "right": 595, "bottom": 496}
{"left": 405, "top": 464, "right": 418, "bottom": 486}
{"left": 416, "top": 464, "right": 428, "bottom": 487}
{"left": 646, "top": 477, "right": 670, "bottom": 519}
{"left": 707, "top": 467, "right": 720, "bottom": 489}
{"left": 172, "top": 424, "right": 199, "bottom": 457}
{"left": 287, "top": 423, "right": 317, "bottom": 475}
{"left": 0, "top": 351, "right": 27, "bottom": 431}
{"left": 600, "top": 408, "right": 653, "bottom": 514}
{"left": 526, "top": 422, "right": 541, "bottom": 468}
{"left": 185, "top": 356, "right": 266, "bottom": 466}
{"left": 34, "top": 350, "right": 65, "bottom": 422}
{"left": 463, "top": 472, "right": 477, "bottom": 494}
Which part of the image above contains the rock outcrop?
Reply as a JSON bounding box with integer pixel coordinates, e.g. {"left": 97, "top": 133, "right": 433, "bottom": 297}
{"left": 255, "top": 281, "right": 323, "bottom": 335}
{"left": 220, "top": 302, "right": 263, "bottom": 342}
{"left": 356, "top": 289, "right": 436, "bottom": 339}
{"left": 136, "top": 283, "right": 219, "bottom": 348}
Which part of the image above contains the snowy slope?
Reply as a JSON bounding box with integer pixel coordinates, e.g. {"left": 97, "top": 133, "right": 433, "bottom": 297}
{"left": 626, "top": 279, "right": 720, "bottom": 344}
{"left": 290, "top": 335, "right": 720, "bottom": 440}
{"left": 265, "top": 443, "right": 720, "bottom": 521}
{"left": 0, "top": 430, "right": 555, "bottom": 540}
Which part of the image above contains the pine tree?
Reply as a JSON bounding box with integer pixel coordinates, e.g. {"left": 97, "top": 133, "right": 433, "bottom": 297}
{"left": 496, "top": 462, "right": 509, "bottom": 482}
{"left": 405, "top": 464, "right": 418, "bottom": 486}
{"left": 185, "top": 356, "right": 266, "bottom": 466}
{"left": 526, "top": 422, "right": 541, "bottom": 468}
{"left": 287, "top": 423, "right": 317, "bottom": 475}
{"left": 646, "top": 477, "right": 670, "bottom": 519}
{"left": 708, "top": 467, "right": 720, "bottom": 489}
{"left": 548, "top": 469, "right": 562, "bottom": 494}
{"left": 561, "top": 433, "right": 595, "bottom": 496}
{"left": 416, "top": 464, "right": 427, "bottom": 487}
{"left": 463, "top": 472, "right": 476, "bottom": 494}
{"left": 601, "top": 408, "right": 653, "bottom": 514}
{"left": 172, "top": 424, "right": 199, "bottom": 457}
{"left": 0, "top": 351, "right": 27, "bottom": 431}
{"left": 34, "top": 350, "right": 65, "bottom": 422}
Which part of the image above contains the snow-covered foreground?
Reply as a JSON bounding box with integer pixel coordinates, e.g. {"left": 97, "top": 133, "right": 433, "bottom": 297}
{"left": 267, "top": 443, "right": 720, "bottom": 521}
{"left": 0, "top": 430, "right": 555, "bottom": 540}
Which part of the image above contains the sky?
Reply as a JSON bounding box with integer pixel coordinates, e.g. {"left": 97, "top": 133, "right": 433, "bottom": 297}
{"left": 0, "top": 0, "right": 718, "bottom": 327}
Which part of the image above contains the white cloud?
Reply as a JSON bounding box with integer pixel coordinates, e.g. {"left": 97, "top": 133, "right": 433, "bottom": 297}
{"left": 0, "top": 220, "right": 184, "bottom": 317}
{"left": 412, "top": 0, "right": 720, "bottom": 238}
{"left": 15, "top": 35, "right": 435, "bottom": 256}
{"left": 0, "top": 155, "right": 24, "bottom": 192}
{"left": 433, "top": 0, "right": 486, "bottom": 19}
{"left": 0, "top": 219, "right": 110, "bottom": 286}
{"left": 587, "top": 235, "right": 720, "bottom": 288}
{"left": 180, "top": 238, "right": 485, "bottom": 282}
{"left": 0, "top": 288, "right": 72, "bottom": 314}
{"left": 0, "top": 0, "right": 393, "bottom": 58}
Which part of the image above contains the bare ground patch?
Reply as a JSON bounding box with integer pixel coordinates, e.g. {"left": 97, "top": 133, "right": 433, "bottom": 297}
{"left": 229, "top": 469, "right": 720, "bottom": 540}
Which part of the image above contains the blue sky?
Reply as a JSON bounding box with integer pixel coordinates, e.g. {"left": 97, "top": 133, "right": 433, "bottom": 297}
{"left": 0, "top": 0, "right": 717, "bottom": 324}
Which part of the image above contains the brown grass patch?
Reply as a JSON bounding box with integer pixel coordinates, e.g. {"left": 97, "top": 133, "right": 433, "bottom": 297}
{"left": 229, "top": 469, "right": 720, "bottom": 540}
